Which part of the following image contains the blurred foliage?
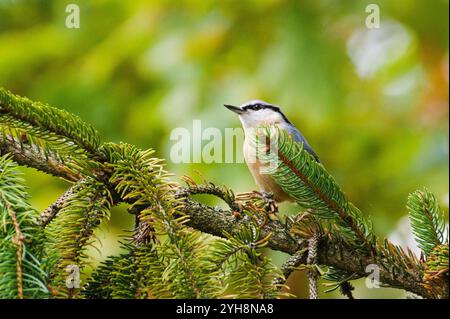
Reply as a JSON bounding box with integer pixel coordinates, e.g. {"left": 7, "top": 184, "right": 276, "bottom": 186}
{"left": 0, "top": 0, "right": 448, "bottom": 298}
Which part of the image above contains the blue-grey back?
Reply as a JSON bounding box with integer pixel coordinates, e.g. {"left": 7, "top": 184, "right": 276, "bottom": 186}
{"left": 279, "top": 123, "right": 320, "bottom": 162}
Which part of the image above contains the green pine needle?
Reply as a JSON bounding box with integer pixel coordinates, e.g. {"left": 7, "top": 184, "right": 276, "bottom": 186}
{"left": 0, "top": 154, "right": 49, "bottom": 298}
{"left": 44, "top": 178, "right": 112, "bottom": 298}
{"left": 0, "top": 87, "right": 100, "bottom": 156}
{"left": 407, "top": 189, "right": 447, "bottom": 256}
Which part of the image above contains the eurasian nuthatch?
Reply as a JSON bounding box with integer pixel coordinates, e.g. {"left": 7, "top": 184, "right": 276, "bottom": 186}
{"left": 225, "top": 100, "right": 319, "bottom": 203}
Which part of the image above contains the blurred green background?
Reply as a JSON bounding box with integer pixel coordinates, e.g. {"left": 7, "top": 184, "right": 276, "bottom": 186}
{"left": 0, "top": 0, "right": 448, "bottom": 298}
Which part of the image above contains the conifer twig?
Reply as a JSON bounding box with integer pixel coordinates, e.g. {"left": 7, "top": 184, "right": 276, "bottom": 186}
{"left": 306, "top": 232, "right": 320, "bottom": 299}
{"left": 40, "top": 180, "right": 89, "bottom": 227}
{"left": 0, "top": 131, "right": 81, "bottom": 181}
{"left": 0, "top": 193, "right": 24, "bottom": 299}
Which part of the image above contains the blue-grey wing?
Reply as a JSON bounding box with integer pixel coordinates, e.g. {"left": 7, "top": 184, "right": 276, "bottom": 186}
{"left": 284, "top": 125, "right": 320, "bottom": 162}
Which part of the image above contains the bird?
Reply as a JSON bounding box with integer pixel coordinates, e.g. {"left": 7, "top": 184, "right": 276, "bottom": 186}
{"left": 224, "top": 100, "right": 319, "bottom": 203}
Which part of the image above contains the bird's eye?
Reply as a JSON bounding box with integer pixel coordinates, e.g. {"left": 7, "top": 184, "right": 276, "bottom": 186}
{"left": 253, "top": 104, "right": 261, "bottom": 110}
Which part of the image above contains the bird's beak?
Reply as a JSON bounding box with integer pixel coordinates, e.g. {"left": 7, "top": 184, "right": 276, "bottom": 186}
{"left": 224, "top": 104, "right": 245, "bottom": 115}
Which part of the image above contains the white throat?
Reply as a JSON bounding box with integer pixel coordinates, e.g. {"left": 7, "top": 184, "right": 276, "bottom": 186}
{"left": 238, "top": 109, "right": 285, "bottom": 130}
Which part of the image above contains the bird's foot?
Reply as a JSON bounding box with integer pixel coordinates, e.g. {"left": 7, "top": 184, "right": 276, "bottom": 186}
{"left": 235, "top": 191, "right": 279, "bottom": 223}
{"left": 259, "top": 191, "right": 279, "bottom": 216}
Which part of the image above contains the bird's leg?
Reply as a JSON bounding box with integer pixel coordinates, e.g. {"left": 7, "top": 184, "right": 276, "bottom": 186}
{"left": 235, "top": 191, "right": 278, "bottom": 226}
{"left": 260, "top": 191, "right": 279, "bottom": 215}
{"left": 235, "top": 190, "right": 278, "bottom": 212}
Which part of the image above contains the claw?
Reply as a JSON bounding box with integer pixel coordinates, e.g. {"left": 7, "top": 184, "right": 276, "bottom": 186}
{"left": 235, "top": 190, "right": 279, "bottom": 224}
{"left": 260, "top": 191, "right": 279, "bottom": 215}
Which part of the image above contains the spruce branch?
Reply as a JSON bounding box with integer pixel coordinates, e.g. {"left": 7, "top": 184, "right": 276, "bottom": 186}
{"left": 407, "top": 189, "right": 447, "bottom": 256}
{"left": 0, "top": 154, "right": 49, "bottom": 298}
{"left": 84, "top": 248, "right": 139, "bottom": 299}
{"left": 0, "top": 88, "right": 101, "bottom": 157}
{"left": 40, "top": 179, "right": 87, "bottom": 227}
{"left": 0, "top": 88, "right": 448, "bottom": 299}
{"left": 423, "top": 244, "right": 449, "bottom": 299}
{"left": 180, "top": 175, "right": 241, "bottom": 213}
{"left": 251, "top": 127, "right": 372, "bottom": 246}
{"left": 43, "top": 177, "right": 112, "bottom": 298}
{"left": 181, "top": 187, "right": 436, "bottom": 298}
{"left": 0, "top": 125, "right": 441, "bottom": 298}
{"left": 212, "top": 221, "right": 287, "bottom": 298}
{"left": 0, "top": 192, "right": 24, "bottom": 298}
{"left": 101, "top": 143, "right": 210, "bottom": 298}
{"left": 272, "top": 248, "right": 308, "bottom": 287}
{"left": 0, "top": 130, "right": 81, "bottom": 181}
{"left": 306, "top": 232, "right": 320, "bottom": 299}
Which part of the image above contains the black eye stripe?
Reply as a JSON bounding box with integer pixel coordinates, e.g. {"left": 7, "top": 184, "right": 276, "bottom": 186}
{"left": 247, "top": 104, "right": 259, "bottom": 110}
{"left": 243, "top": 103, "right": 275, "bottom": 111}
{"left": 242, "top": 103, "right": 291, "bottom": 124}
